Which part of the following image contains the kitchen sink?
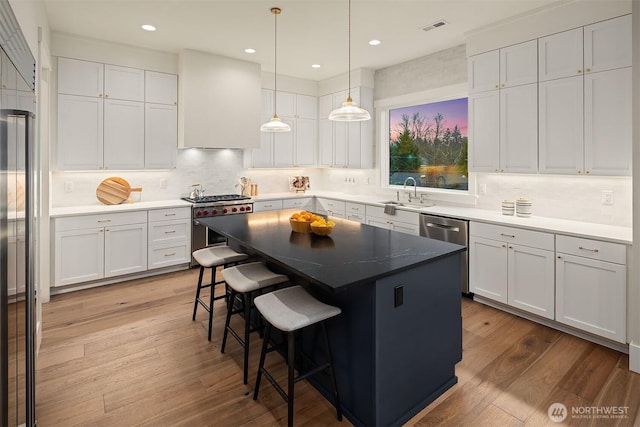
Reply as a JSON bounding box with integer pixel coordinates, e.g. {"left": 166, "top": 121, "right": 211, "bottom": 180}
{"left": 378, "top": 201, "right": 404, "bottom": 206}
{"left": 378, "top": 200, "right": 436, "bottom": 208}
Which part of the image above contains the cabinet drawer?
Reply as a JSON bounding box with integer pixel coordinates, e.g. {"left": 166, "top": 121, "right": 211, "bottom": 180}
{"left": 148, "top": 207, "right": 190, "bottom": 222}
{"left": 470, "top": 222, "right": 554, "bottom": 250}
{"left": 346, "top": 202, "right": 365, "bottom": 215}
{"left": 556, "top": 235, "right": 626, "bottom": 264}
{"left": 55, "top": 211, "right": 147, "bottom": 231}
{"left": 148, "top": 219, "right": 190, "bottom": 244}
{"left": 316, "top": 198, "right": 346, "bottom": 214}
{"left": 365, "top": 205, "right": 418, "bottom": 225}
{"left": 148, "top": 242, "right": 190, "bottom": 269}
{"left": 253, "top": 200, "right": 283, "bottom": 211}
{"left": 282, "top": 198, "right": 313, "bottom": 209}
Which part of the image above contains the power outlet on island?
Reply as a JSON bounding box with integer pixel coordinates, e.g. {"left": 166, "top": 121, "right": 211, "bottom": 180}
{"left": 601, "top": 190, "right": 614, "bottom": 206}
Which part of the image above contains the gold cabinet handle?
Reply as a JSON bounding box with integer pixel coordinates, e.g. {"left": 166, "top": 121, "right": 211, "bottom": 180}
{"left": 98, "top": 219, "right": 111, "bottom": 223}
{"left": 501, "top": 244, "right": 506, "bottom": 248}
{"left": 577, "top": 170, "right": 582, "bottom": 174}
{"left": 585, "top": 170, "right": 590, "bottom": 175}
{"left": 165, "top": 213, "right": 176, "bottom": 217}
{"left": 500, "top": 233, "right": 515, "bottom": 238}
{"left": 98, "top": 93, "right": 103, "bottom": 97}
{"left": 578, "top": 246, "right": 599, "bottom": 253}
{"left": 577, "top": 69, "right": 582, "bottom": 74}
{"left": 164, "top": 252, "right": 176, "bottom": 257}
{"left": 164, "top": 230, "right": 176, "bottom": 234}
{"left": 557, "top": 255, "right": 562, "bottom": 259}
{"left": 508, "top": 245, "right": 513, "bottom": 249}
{"left": 495, "top": 84, "right": 499, "bottom": 89}
{"left": 585, "top": 68, "right": 591, "bottom": 72}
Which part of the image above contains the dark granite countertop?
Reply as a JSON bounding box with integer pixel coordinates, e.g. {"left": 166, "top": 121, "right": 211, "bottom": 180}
{"left": 198, "top": 209, "right": 466, "bottom": 293}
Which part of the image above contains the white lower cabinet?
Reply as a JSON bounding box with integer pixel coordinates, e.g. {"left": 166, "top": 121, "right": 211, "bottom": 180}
{"left": 282, "top": 197, "right": 313, "bottom": 210}
{"left": 54, "top": 211, "right": 148, "bottom": 286}
{"left": 315, "top": 198, "right": 346, "bottom": 219}
{"left": 253, "top": 199, "right": 283, "bottom": 212}
{"left": 147, "top": 208, "right": 191, "bottom": 269}
{"left": 104, "top": 223, "right": 148, "bottom": 277}
{"left": 555, "top": 235, "right": 626, "bottom": 343}
{"left": 365, "top": 205, "right": 419, "bottom": 236}
{"left": 470, "top": 222, "right": 555, "bottom": 319}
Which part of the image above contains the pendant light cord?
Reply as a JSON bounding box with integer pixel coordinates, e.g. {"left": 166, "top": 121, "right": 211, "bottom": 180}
{"left": 347, "top": 0, "right": 351, "bottom": 101}
{"left": 273, "top": 8, "right": 278, "bottom": 117}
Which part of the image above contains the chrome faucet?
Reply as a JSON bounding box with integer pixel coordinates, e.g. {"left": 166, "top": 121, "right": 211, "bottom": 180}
{"left": 403, "top": 176, "right": 417, "bottom": 201}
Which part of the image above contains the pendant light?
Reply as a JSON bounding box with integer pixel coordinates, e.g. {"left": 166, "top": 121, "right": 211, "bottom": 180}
{"left": 260, "top": 7, "right": 291, "bottom": 133}
{"left": 328, "top": 0, "right": 371, "bottom": 122}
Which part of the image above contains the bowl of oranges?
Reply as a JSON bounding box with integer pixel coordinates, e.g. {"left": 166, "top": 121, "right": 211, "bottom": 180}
{"left": 289, "top": 211, "right": 322, "bottom": 233}
{"left": 310, "top": 217, "right": 335, "bottom": 236}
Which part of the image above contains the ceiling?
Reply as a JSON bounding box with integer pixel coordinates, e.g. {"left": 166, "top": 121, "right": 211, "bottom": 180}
{"left": 42, "top": 0, "right": 562, "bottom": 81}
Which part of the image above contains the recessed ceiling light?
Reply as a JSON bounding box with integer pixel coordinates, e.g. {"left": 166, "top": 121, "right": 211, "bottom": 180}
{"left": 311, "top": 64, "right": 321, "bottom": 68}
{"left": 369, "top": 39, "right": 381, "bottom": 46}
{"left": 141, "top": 24, "right": 156, "bottom": 32}
{"left": 244, "top": 48, "right": 256, "bottom": 54}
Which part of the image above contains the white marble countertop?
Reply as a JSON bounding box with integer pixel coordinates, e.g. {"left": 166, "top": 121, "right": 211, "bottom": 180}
{"left": 50, "top": 192, "right": 632, "bottom": 245}
{"left": 50, "top": 199, "right": 192, "bottom": 218}
{"left": 253, "top": 191, "right": 633, "bottom": 245}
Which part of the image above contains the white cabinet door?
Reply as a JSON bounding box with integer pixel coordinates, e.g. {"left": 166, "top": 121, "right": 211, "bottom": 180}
{"left": 145, "top": 71, "right": 178, "bottom": 105}
{"left": 252, "top": 200, "right": 283, "bottom": 212}
{"left": 507, "top": 244, "right": 555, "bottom": 319}
{"left": 145, "top": 103, "right": 177, "bottom": 169}
{"left": 391, "top": 221, "right": 419, "bottom": 236}
{"left": 104, "top": 223, "right": 148, "bottom": 278}
{"left": 468, "top": 49, "right": 499, "bottom": 93}
{"left": 500, "top": 83, "right": 537, "bottom": 172}
{"left": 332, "top": 92, "right": 348, "bottom": 168}
{"left": 57, "top": 57, "right": 104, "bottom": 97}
{"left": 57, "top": 94, "right": 104, "bottom": 170}
{"left": 584, "top": 15, "right": 632, "bottom": 74}
{"left": 538, "top": 76, "right": 584, "bottom": 174}
{"left": 468, "top": 91, "right": 499, "bottom": 172}
{"left": 275, "top": 91, "right": 296, "bottom": 117}
{"left": 104, "top": 64, "right": 145, "bottom": 101}
{"left": 103, "top": 99, "right": 145, "bottom": 169}
{"left": 249, "top": 123, "right": 274, "bottom": 167}
{"left": 273, "top": 116, "right": 295, "bottom": 167}
{"left": 469, "top": 235, "right": 507, "bottom": 303}
{"left": 295, "top": 117, "right": 317, "bottom": 167}
{"left": 318, "top": 118, "right": 333, "bottom": 167}
{"left": 500, "top": 40, "right": 537, "bottom": 88}
{"left": 54, "top": 228, "right": 105, "bottom": 286}
{"left": 584, "top": 67, "right": 632, "bottom": 176}
{"left": 366, "top": 217, "right": 392, "bottom": 230}
{"left": 556, "top": 253, "right": 626, "bottom": 343}
{"left": 347, "top": 213, "right": 365, "bottom": 224}
{"left": 539, "top": 27, "right": 583, "bottom": 82}
{"left": 282, "top": 198, "right": 313, "bottom": 210}
{"left": 296, "top": 94, "right": 317, "bottom": 119}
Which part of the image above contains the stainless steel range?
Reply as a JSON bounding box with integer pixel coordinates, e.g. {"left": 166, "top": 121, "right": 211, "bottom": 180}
{"left": 182, "top": 194, "right": 253, "bottom": 266}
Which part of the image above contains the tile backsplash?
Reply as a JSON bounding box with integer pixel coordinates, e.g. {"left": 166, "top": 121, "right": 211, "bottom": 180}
{"left": 51, "top": 152, "right": 632, "bottom": 228}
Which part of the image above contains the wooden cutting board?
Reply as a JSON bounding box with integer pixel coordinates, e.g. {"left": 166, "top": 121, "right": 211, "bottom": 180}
{"left": 96, "top": 177, "right": 142, "bottom": 205}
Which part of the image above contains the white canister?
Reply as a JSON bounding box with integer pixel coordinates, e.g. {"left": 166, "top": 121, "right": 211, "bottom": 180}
{"left": 501, "top": 200, "right": 515, "bottom": 215}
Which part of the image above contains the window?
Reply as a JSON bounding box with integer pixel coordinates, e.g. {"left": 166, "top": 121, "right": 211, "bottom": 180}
{"left": 386, "top": 97, "right": 468, "bottom": 191}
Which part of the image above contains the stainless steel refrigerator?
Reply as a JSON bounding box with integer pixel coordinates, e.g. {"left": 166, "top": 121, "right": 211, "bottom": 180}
{"left": 0, "top": 0, "right": 37, "bottom": 425}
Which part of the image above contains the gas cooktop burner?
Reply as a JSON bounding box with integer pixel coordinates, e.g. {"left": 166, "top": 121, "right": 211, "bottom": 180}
{"left": 182, "top": 194, "right": 251, "bottom": 204}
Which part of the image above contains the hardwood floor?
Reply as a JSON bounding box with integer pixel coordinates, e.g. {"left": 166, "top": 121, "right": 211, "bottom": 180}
{"left": 36, "top": 268, "right": 640, "bottom": 426}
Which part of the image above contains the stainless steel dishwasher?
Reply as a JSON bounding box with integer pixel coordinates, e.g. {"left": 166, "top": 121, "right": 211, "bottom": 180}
{"left": 419, "top": 214, "right": 470, "bottom": 295}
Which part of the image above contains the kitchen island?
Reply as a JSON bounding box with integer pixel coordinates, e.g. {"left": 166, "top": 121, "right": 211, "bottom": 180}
{"left": 198, "top": 209, "right": 465, "bottom": 427}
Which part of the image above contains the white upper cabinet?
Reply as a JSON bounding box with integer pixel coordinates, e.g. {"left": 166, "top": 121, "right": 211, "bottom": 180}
{"left": 539, "top": 28, "right": 583, "bottom": 82}
{"left": 145, "top": 71, "right": 178, "bottom": 105}
{"left": 468, "top": 91, "right": 499, "bottom": 172}
{"left": 539, "top": 76, "right": 584, "bottom": 174}
{"left": 103, "top": 99, "right": 145, "bottom": 169}
{"left": 104, "top": 65, "right": 145, "bottom": 101}
{"left": 499, "top": 84, "right": 538, "bottom": 172}
{"left": 58, "top": 57, "right": 104, "bottom": 97}
{"left": 468, "top": 50, "right": 499, "bottom": 93}
{"left": 145, "top": 103, "right": 178, "bottom": 169}
{"left": 499, "top": 40, "right": 538, "bottom": 88}
{"left": 57, "top": 57, "right": 178, "bottom": 170}
{"left": 57, "top": 94, "right": 104, "bottom": 170}
{"left": 245, "top": 90, "right": 317, "bottom": 168}
{"left": 584, "top": 15, "right": 632, "bottom": 74}
{"left": 584, "top": 67, "right": 632, "bottom": 176}
{"left": 468, "top": 40, "right": 536, "bottom": 93}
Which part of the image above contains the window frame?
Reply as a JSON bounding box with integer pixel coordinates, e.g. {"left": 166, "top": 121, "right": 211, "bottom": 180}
{"left": 376, "top": 83, "right": 476, "bottom": 202}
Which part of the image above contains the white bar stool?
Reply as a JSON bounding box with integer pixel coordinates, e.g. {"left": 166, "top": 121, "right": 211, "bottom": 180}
{"left": 191, "top": 245, "right": 248, "bottom": 341}
{"left": 220, "top": 261, "right": 289, "bottom": 384}
{"left": 253, "top": 285, "right": 342, "bottom": 427}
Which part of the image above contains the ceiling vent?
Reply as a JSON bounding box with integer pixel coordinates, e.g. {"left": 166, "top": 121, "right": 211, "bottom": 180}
{"left": 421, "top": 19, "right": 448, "bottom": 32}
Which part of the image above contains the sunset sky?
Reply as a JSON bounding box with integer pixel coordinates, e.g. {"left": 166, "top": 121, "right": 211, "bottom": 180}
{"left": 389, "top": 97, "right": 468, "bottom": 142}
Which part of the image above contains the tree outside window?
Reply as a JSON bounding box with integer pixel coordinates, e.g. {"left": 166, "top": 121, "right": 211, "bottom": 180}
{"left": 388, "top": 97, "right": 468, "bottom": 191}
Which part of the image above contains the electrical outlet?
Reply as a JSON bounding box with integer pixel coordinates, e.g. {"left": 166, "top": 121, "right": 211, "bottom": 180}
{"left": 601, "top": 190, "right": 613, "bottom": 206}
{"left": 64, "top": 181, "right": 73, "bottom": 193}
{"left": 160, "top": 179, "right": 167, "bottom": 189}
